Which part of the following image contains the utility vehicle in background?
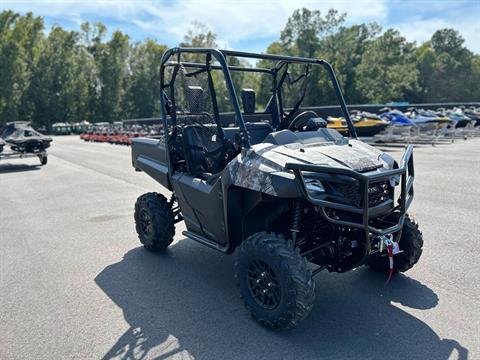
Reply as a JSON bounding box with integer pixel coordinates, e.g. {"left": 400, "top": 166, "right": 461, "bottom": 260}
{"left": 131, "top": 48, "right": 423, "bottom": 330}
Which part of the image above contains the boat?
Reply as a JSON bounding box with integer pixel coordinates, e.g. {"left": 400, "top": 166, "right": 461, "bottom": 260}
{"left": 1, "top": 122, "right": 52, "bottom": 153}
{"left": 327, "top": 111, "right": 390, "bottom": 137}
{"left": 404, "top": 109, "right": 451, "bottom": 133}
{"left": 379, "top": 108, "right": 414, "bottom": 126}
{"left": 444, "top": 109, "right": 475, "bottom": 128}
{"left": 379, "top": 108, "right": 415, "bottom": 135}
{"left": 464, "top": 108, "right": 480, "bottom": 126}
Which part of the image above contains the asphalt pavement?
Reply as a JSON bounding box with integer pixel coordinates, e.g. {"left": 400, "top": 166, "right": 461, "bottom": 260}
{"left": 1, "top": 136, "right": 479, "bottom": 360}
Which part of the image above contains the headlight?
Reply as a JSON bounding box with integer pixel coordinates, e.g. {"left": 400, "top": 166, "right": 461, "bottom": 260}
{"left": 379, "top": 152, "right": 395, "bottom": 169}
{"left": 304, "top": 178, "right": 325, "bottom": 194}
{"left": 389, "top": 175, "right": 400, "bottom": 187}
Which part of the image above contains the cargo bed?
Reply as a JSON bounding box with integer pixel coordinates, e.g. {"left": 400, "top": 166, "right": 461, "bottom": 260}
{"left": 131, "top": 137, "right": 170, "bottom": 189}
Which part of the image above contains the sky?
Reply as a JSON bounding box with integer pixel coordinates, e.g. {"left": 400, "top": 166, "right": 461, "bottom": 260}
{"left": 1, "top": 0, "right": 479, "bottom": 53}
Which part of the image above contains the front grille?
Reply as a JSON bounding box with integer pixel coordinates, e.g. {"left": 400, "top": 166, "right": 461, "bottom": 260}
{"left": 333, "top": 183, "right": 361, "bottom": 206}
{"left": 367, "top": 181, "right": 391, "bottom": 207}
{"left": 329, "top": 181, "right": 391, "bottom": 207}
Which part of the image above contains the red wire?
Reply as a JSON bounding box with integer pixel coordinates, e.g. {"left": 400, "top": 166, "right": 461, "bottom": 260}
{"left": 385, "top": 244, "right": 394, "bottom": 285}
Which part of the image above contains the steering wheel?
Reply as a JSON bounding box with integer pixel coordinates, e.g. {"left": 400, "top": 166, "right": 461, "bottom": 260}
{"left": 287, "top": 111, "right": 320, "bottom": 131}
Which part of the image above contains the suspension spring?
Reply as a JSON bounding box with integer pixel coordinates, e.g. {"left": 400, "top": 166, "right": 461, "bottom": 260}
{"left": 290, "top": 202, "right": 302, "bottom": 244}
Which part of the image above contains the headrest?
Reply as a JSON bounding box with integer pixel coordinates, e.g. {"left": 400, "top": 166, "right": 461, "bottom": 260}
{"left": 241, "top": 89, "right": 256, "bottom": 114}
{"left": 187, "top": 86, "right": 204, "bottom": 114}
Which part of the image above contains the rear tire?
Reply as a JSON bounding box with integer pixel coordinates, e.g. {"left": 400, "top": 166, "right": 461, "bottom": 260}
{"left": 39, "top": 155, "right": 47, "bottom": 165}
{"left": 234, "top": 232, "right": 315, "bottom": 331}
{"left": 134, "top": 193, "right": 175, "bottom": 251}
{"left": 369, "top": 214, "right": 423, "bottom": 274}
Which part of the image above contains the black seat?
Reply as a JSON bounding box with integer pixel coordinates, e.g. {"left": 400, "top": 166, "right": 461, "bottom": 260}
{"left": 182, "top": 125, "right": 225, "bottom": 176}
{"left": 246, "top": 122, "right": 273, "bottom": 144}
{"left": 222, "top": 122, "right": 273, "bottom": 145}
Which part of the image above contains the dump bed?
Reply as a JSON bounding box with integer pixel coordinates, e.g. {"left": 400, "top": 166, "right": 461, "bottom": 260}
{"left": 131, "top": 137, "right": 171, "bottom": 190}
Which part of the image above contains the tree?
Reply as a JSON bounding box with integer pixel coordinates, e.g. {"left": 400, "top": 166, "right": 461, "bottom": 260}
{"left": 431, "top": 29, "right": 466, "bottom": 56}
{"left": 31, "top": 26, "right": 94, "bottom": 129}
{"left": 181, "top": 21, "right": 217, "bottom": 49}
{"left": 260, "top": 8, "right": 347, "bottom": 107}
{"left": 124, "top": 40, "right": 166, "bottom": 118}
{"left": 94, "top": 31, "right": 130, "bottom": 122}
{"left": 0, "top": 11, "right": 43, "bottom": 123}
{"left": 1, "top": 9, "right": 479, "bottom": 130}
{"left": 321, "top": 23, "right": 381, "bottom": 104}
{"left": 416, "top": 29, "right": 478, "bottom": 102}
{"left": 280, "top": 8, "right": 345, "bottom": 57}
{"left": 356, "top": 29, "right": 420, "bottom": 103}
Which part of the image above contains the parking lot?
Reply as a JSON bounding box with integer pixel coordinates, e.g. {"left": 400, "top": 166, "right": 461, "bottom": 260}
{"left": 1, "top": 136, "right": 479, "bottom": 360}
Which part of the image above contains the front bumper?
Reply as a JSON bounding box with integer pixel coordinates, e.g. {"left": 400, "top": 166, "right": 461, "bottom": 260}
{"left": 286, "top": 145, "right": 414, "bottom": 254}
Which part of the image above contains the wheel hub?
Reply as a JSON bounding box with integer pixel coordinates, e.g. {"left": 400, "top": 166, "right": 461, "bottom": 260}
{"left": 247, "top": 259, "right": 281, "bottom": 309}
{"left": 139, "top": 209, "right": 153, "bottom": 236}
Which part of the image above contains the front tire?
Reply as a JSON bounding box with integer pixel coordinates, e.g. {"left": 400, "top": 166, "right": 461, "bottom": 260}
{"left": 234, "top": 232, "right": 315, "bottom": 331}
{"left": 134, "top": 193, "right": 175, "bottom": 251}
{"left": 369, "top": 214, "right": 423, "bottom": 274}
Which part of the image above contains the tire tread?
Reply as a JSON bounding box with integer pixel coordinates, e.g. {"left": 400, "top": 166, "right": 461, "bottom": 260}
{"left": 234, "top": 232, "right": 315, "bottom": 330}
{"left": 134, "top": 192, "right": 175, "bottom": 251}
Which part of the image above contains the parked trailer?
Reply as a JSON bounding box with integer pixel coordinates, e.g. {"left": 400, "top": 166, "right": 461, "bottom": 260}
{"left": 0, "top": 149, "right": 48, "bottom": 165}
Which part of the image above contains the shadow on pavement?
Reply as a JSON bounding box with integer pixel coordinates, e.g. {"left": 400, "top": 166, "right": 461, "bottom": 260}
{"left": 0, "top": 163, "right": 41, "bottom": 173}
{"left": 95, "top": 239, "right": 468, "bottom": 360}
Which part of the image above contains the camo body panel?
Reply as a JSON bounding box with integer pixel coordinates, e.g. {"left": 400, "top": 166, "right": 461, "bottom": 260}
{"left": 227, "top": 140, "right": 391, "bottom": 196}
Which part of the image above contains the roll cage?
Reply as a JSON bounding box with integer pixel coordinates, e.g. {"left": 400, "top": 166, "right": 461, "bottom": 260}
{"left": 159, "top": 47, "right": 358, "bottom": 154}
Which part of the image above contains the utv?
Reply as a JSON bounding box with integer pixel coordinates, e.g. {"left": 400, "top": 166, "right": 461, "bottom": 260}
{"left": 131, "top": 48, "right": 423, "bottom": 330}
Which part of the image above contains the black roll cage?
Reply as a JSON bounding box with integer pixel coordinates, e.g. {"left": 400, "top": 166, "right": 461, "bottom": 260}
{"left": 159, "top": 47, "right": 357, "bottom": 152}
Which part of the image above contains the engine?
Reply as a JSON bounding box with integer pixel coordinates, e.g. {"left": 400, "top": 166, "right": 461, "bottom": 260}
{"left": 296, "top": 205, "right": 367, "bottom": 272}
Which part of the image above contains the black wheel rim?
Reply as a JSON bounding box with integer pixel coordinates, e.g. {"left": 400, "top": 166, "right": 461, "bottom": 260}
{"left": 139, "top": 209, "right": 153, "bottom": 237}
{"left": 247, "top": 259, "right": 281, "bottom": 310}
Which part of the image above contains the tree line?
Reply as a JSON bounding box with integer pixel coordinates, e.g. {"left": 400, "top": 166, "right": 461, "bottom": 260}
{"left": 0, "top": 8, "right": 479, "bottom": 129}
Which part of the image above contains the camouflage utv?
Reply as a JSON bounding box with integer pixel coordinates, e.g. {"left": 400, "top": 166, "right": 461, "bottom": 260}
{"left": 131, "top": 48, "right": 423, "bottom": 330}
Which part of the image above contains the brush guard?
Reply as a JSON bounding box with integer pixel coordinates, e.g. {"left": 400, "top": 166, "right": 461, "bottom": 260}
{"left": 286, "top": 144, "right": 414, "bottom": 256}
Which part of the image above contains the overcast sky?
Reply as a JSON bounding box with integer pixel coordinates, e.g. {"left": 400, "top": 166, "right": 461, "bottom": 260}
{"left": 2, "top": 0, "right": 479, "bottom": 53}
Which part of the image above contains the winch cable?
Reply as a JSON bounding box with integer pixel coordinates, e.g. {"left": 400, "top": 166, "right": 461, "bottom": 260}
{"left": 385, "top": 241, "right": 394, "bottom": 285}
{"left": 383, "top": 235, "right": 403, "bottom": 285}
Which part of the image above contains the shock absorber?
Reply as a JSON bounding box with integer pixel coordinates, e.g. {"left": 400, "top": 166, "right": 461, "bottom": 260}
{"left": 290, "top": 202, "right": 302, "bottom": 244}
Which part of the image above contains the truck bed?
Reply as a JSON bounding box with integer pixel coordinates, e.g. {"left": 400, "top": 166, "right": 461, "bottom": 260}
{"left": 131, "top": 137, "right": 171, "bottom": 190}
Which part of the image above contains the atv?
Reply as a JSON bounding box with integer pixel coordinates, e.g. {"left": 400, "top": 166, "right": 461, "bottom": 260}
{"left": 131, "top": 48, "right": 423, "bottom": 330}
